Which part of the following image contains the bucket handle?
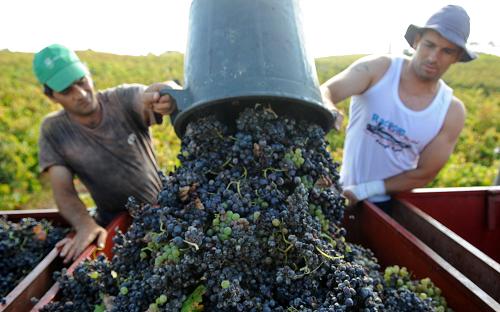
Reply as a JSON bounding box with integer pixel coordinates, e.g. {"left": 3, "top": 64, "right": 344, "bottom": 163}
{"left": 160, "top": 88, "right": 192, "bottom": 124}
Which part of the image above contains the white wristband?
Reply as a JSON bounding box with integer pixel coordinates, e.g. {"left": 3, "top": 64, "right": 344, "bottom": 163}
{"left": 344, "top": 180, "right": 386, "bottom": 201}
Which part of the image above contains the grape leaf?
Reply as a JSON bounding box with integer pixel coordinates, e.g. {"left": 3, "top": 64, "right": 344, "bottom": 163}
{"left": 181, "top": 284, "right": 207, "bottom": 312}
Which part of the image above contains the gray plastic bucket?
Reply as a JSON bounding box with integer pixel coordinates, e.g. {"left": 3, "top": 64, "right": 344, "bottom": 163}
{"left": 163, "top": 0, "right": 336, "bottom": 137}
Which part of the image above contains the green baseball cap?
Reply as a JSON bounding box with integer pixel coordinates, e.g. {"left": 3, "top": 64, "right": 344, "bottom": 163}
{"left": 33, "top": 44, "right": 89, "bottom": 92}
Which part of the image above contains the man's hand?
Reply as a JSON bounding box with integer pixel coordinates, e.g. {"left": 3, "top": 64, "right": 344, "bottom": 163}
{"left": 342, "top": 180, "right": 386, "bottom": 207}
{"left": 56, "top": 221, "right": 107, "bottom": 264}
{"left": 320, "top": 87, "right": 344, "bottom": 131}
{"left": 342, "top": 188, "right": 360, "bottom": 207}
{"left": 142, "top": 81, "right": 180, "bottom": 118}
{"left": 331, "top": 108, "right": 344, "bottom": 132}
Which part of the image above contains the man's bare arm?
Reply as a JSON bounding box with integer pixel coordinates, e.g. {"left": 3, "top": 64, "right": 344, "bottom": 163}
{"left": 48, "top": 166, "right": 92, "bottom": 227}
{"left": 384, "top": 99, "right": 465, "bottom": 192}
{"left": 47, "top": 165, "right": 107, "bottom": 263}
{"left": 320, "top": 56, "right": 391, "bottom": 130}
{"left": 320, "top": 55, "right": 391, "bottom": 106}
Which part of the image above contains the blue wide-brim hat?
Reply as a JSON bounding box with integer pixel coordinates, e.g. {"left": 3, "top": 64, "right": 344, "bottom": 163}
{"left": 405, "top": 5, "right": 477, "bottom": 62}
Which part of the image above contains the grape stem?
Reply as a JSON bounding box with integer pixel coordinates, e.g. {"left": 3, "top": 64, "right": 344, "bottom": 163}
{"left": 315, "top": 246, "right": 343, "bottom": 261}
{"left": 183, "top": 239, "right": 199, "bottom": 251}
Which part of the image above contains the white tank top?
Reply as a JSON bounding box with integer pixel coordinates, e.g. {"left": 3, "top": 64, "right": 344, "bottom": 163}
{"left": 340, "top": 56, "right": 453, "bottom": 202}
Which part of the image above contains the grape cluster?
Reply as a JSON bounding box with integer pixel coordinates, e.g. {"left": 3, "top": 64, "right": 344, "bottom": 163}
{"left": 382, "top": 266, "right": 450, "bottom": 312}
{"left": 0, "top": 217, "right": 68, "bottom": 299}
{"left": 40, "top": 105, "right": 447, "bottom": 311}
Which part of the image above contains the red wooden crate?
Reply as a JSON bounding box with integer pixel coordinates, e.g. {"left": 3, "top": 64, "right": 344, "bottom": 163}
{"left": 0, "top": 209, "right": 69, "bottom": 312}
{"left": 390, "top": 198, "right": 500, "bottom": 303}
{"left": 344, "top": 201, "right": 500, "bottom": 312}
{"left": 30, "top": 213, "right": 131, "bottom": 312}
{"left": 396, "top": 186, "right": 500, "bottom": 262}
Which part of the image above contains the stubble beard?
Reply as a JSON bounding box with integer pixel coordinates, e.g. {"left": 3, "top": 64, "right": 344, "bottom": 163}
{"left": 414, "top": 60, "right": 440, "bottom": 83}
{"left": 78, "top": 93, "right": 99, "bottom": 116}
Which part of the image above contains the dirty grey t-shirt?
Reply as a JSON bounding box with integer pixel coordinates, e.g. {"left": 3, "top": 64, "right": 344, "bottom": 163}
{"left": 38, "top": 84, "right": 163, "bottom": 225}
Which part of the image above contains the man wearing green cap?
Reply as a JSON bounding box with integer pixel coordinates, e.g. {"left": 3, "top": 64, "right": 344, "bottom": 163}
{"left": 320, "top": 5, "right": 476, "bottom": 213}
{"left": 34, "top": 44, "right": 179, "bottom": 263}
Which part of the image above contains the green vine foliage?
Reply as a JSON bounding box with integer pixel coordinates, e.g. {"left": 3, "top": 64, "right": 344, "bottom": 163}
{"left": 0, "top": 50, "right": 498, "bottom": 210}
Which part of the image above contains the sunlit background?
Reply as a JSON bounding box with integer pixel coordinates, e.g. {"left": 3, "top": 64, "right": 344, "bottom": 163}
{"left": 1, "top": 0, "right": 498, "bottom": 57}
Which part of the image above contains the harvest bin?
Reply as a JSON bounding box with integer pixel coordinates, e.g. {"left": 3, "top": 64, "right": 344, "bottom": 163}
{"left": 394, "top": 187, "right": 500, "bottom": 303}
{"left": 31, "top": 213, "right": 131, "bottom": 311}
{"left": 30, "top": 189, "right": 500, "bottom": 311}
{"left": 396, "top": 187, "right": 500, "bottom": 262}
{"left": 344, "top": 200, "right": 499, "bottom": 312}
{"left": 0, "top": 209, "right": 69, "bottom": 312}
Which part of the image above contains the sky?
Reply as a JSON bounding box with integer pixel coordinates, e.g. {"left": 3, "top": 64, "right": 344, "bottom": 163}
{"left": 1, "top": 0, "right": 499, "bottom": 58}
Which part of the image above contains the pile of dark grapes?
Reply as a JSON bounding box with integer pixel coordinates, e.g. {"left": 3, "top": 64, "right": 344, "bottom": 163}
{"left": 0, "top": 217, "right": 68, "bottom": 299}
{"left": 40, "top": 105, "right": 450, "bottom": 311}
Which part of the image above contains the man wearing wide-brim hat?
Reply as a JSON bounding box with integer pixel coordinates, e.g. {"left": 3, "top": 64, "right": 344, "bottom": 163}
{"left": 320, "top": 5, "right": 477, "bottom": 212}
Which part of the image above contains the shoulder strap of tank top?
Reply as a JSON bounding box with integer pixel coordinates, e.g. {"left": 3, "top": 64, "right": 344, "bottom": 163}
{"left": 392, "top": 56, "right": 404, "bottom": 87}
{"left": 363, "top": 56, "right": 400, "bottom": 96}
{"left": 439, "top": 80, "right": 453, "bottom": 105}
{"left": 436, "top": 80, "right": 453, "bottom": 119}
